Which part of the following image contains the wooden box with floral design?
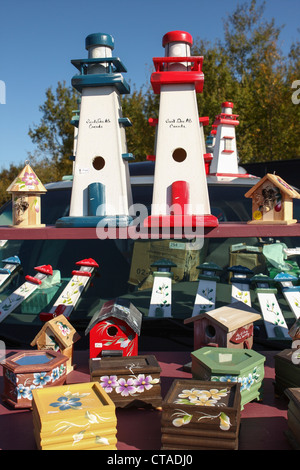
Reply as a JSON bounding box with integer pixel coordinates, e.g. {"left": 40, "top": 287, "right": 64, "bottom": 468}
{"left": 274, "top": 349, "right": 300, "bottom": 396}
{"left": 89, "top": 354, "right": 162, "bottom": 409}
{"left": 32, "top": 382, "right": 117, "bottom": 450}
{"left": 1, "top": 350, "right": 68, "bottom": 409}
{"left": 191, "top": 347, "right": 265, "bottom": 410}
{"left": 161, "top": 379, "right": 241, "bottom": 450}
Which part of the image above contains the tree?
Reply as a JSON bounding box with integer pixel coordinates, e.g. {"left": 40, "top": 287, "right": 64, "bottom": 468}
{"left": 121, "top": 86, "right": 158, "bottom": 161}
{"left": 28, "top": 81, "right": 79, "bottom": 179}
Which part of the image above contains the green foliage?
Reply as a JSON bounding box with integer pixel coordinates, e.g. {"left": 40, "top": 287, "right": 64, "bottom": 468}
{"left": 28, "top": 81, "right": 79, "bottom": 177}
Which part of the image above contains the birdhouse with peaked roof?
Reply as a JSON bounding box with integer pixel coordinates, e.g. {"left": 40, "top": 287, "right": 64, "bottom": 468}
{"left": 85, "top": 298, "right": 142, "bottom": 359}
{"left": 184, "top": 301, "right": 261, "bottom": 350}
{"left": 245, "top": 173, "right": 300, "bottom": 225}
{"left": 31, "top": 314, "right": 81, "bottom": 373}
{"left": 7, "top": 162, "right": 47, "bottom": 227}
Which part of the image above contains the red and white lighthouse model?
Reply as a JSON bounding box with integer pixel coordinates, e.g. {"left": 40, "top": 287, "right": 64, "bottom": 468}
{"left": 144, "top": 31, "right": 218, "bottom": 229}
{"left": 209, "top": 101, "right": 240, "bottom": 176}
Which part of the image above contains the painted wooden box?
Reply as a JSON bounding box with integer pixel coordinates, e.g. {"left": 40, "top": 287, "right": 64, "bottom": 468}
{"left": 274, "top": 349, "right": 300, "bottom": 396}
{"left": 1, "top": 350, "right": 68, "bottom": 409}
{"left": 284, "top": 387, "right": 300, "bottom": 450}
{"left": 191, "top": 347, "right": 265, "bottom": 410}
{"left": 161, "top": 379, "right": 241, "bottom": 450}
{"left": 89, "top": 354, "right": 162, "bottom": 409}
{"left": 32, "top": 382, "right": 117, "bottom": 450}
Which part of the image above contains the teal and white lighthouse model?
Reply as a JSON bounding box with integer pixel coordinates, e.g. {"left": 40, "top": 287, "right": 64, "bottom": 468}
{"left": 56, "top": 33, "right": 133, "bottom": 228}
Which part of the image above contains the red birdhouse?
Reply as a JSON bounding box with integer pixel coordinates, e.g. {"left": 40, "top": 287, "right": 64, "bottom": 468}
{"left": 85, "top": 298, "right": 142, "bottom": 359}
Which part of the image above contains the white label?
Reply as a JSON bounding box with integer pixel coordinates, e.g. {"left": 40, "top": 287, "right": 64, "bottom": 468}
{"left": 169, "top": 241, "right": 185, "bottom": 250}
{"left": 218, "top": 353, "right": 232, "bottom": 363}
{"left": 78, "top": 168, "right": 89, "bottom": 175}
{"left": 94, "top": 342, "right": 103, "bottom": 348}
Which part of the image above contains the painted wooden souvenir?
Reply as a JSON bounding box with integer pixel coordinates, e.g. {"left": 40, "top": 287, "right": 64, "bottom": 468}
{"left": 89, "top": 354, "right": 162, "bottom": 409}
{"left": 1, "top": 350, "right": 68, "bottom": 409}
{"left": 144, "top": 31, "right": 218, "bottom": 229}
{"left": 31, "top": 314, "right": 81, "bottom": 374}
{"left": 192, "top": 262, "right": 222, "bottom": 317}
{"left": 0, "top": 255, "right": 21, "bottom": 292}
{"left": 0, "top": 264, "right": 54, "bottom": 323}
{"left": 289, "top": 318, "right": 300, "bottom": 341}
{"left": 39, "top": 258, "right": 99, "bottom": 322}
{"left": 85, "top": 298, "right": 142, "bottom": 359}
{"left": 228, "top": 265, "right": 253, "bottom": 306}
{"left": 31, "top": 382, "right": 117, "bottom": 450}
{"left": 56, "top": 32, "right": 133, "bottom": 228}
{"left": 251, "top": 274, "right": 290, "bottom": 339}
{"left": 284, "top": 388, "right": 300, "bottom": 450}
{"left": 245, "top": 173, "right": 300, "bottom": 225}
{"left": 7, "top": 162, "right": 47, "bottom": 227}
{"left": 209, "top": 102, "right": 240, "bottom": 177}
{"left": 274, "top": 349, "right": 300, "bottom": 396}
{"left": 148, "top": 258, "right": 177, "bottom": 318}
{"left": 184, "top": 302, "right": 261, "bottom": 350}
{"left": 191, "top": 347, "right": 265, "bottom": 410}
{"left": 274, "top": 272, "right": 300, "bottom": 320}
{"left": 161, "top": 379, "right": 241, "bottom": 450}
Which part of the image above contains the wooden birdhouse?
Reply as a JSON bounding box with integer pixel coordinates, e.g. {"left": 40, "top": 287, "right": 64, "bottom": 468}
{"left": 31, "top": 314, "right": 80, "bottom": 374}
{"left": 184, "top": 301, "right": 261, "bottom": 350}
{"left": 7, "top": 162, "right": 47, "bottom": 227}
{"left": 245, "top": 173, "right": 300, "bottom": 225}
{"left": 85, "top": 298, "right": 142, "bottom": 359}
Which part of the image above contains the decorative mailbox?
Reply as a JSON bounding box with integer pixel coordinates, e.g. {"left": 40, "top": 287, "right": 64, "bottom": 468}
{"left": 32, "top": 382, "right": 117, "bottom": 450}
{"left": 161, "top": 379, "right": 241, "bottom": 450}
{"left": 191, "top": 347, "right": 265, "bottom": 410}
{"left": 1, "top": 350, "right": 68, "bottom": 408}
{"left": 89, "top": 354, "right": 162, "bottom": 409}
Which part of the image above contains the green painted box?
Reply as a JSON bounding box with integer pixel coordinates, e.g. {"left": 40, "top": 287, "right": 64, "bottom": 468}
{"left": 191, "top": 347, "right": 265, "bottom": 410}
{"left": 274, "top": 349, "right": 300, "bottom": 396}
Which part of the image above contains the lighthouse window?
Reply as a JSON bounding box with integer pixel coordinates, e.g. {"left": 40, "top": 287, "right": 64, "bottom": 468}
{"left": 92, "top": 156, "right": 105, "bottom": 170}
{"left": 223, "top": 137, "right": 234, "bottom": 153}
{"left": 172, "top": 148, "right": 187, "bottom": 163}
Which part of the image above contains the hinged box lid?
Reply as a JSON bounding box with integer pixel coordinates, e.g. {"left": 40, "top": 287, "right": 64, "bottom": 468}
{"left": 32, "top": 382, "right": 115, "bottom": 430}
{"left": 90, "top": 354, "right": 161, "bottom": 377}
{"left": 2, "top": 350, "right": 68, "bottom": 374}
{"left": 163, "top": 379, "right": 241, "bottom": 418}
{"left": 191, "top": 347, "right": 265, "bottom": 376}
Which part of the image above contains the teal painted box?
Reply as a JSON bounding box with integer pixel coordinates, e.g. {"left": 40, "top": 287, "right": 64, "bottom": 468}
{"left": 191, "top": 347, "right": 265, "bottom": 410}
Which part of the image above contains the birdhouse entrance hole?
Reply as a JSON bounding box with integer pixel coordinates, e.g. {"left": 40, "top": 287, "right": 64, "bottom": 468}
{"left": 107, "top": 325, "right": 118, "bottom": 337}
{"left": 92, "top": 156, "right": 106, "bottom": 170}
{"left": 205, "top": 324, "right": 216, "bottom": 338}
{"left": 172, "top": 148, "right": 187, "bottom": 163}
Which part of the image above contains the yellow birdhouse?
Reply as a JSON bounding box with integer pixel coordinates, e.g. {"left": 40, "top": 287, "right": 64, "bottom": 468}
{"left": 7, "top": 162, "right": 47, "bottom": 227}
{"left": 31, "top": 314, "right": 81, "bottom": 374}
{"left": 245, "top": 173, "right": 300, "bottom": 225}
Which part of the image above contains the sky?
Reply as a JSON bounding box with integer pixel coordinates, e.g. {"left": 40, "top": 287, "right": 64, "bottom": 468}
{"left": 0, "top": 0, "right": 299, "bottom": 172}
